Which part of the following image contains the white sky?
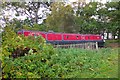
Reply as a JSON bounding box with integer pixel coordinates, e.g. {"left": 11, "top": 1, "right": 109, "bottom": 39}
{"left": 69, "top": 0, "right": 77, "bottom": 2}
{"left": 69, "top": 0, "right": 110, "bottom": 3}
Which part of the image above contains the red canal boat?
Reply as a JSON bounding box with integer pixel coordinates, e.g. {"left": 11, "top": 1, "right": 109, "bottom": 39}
{"left": 17, "top": 30, "right": 105, "bottom": 47}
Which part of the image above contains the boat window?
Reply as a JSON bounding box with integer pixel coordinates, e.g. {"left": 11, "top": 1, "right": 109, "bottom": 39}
{"left": 76, "top": 36, "right": 79, "bottom": 39}
{"left": 88, "top": 36, "right": 90, "bottom": 39}
{"left": 66, "top": 35, "right": 69, "bottom": 39}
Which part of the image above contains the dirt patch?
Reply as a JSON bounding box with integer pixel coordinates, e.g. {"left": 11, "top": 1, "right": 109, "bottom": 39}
{"left": 105, "top": 43, "right": 119, "bottom": 48}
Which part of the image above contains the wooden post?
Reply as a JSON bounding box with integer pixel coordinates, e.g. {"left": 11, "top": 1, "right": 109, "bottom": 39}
{"left": 96, "top": 42, "right": 98, "bottom": 50}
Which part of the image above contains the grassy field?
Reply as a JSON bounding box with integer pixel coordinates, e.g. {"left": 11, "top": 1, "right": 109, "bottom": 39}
{"left": 52, "top": 48, "right": 119, "bottom": 78}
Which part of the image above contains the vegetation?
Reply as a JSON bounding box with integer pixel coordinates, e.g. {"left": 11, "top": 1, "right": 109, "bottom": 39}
{"left": 1, "top": 1, "right": 119, "bottom": 79}
{"left": 104, "top": 39, "right": 119, "bottom": 48}
{"left": 2, "top": 47, "right": 119, "bottom": 78}
{"left": 46, "top": 2, "right": 75, "bottom": 32}
{"left": 1, "top": 26, "right": 119, "bottom": 78}
{"left": 1, "top": 26, "right": 55, "bottom": 78}
{"left": 1, "top": 2, "right": 52, "bottom": 24}
{"left": 45, "top": 2, "right": 120, "bottom": 37}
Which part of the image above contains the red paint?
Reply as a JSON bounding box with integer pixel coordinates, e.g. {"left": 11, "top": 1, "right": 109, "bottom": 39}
{"left": 47, "top": 33, "right": 62, "bottom": 41}
{"left": 17, "top": 30, "right": 103, "bottom": 42}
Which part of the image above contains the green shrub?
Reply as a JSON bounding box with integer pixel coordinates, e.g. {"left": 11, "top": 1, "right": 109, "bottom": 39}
{"left": 1, "top": 26, "right": 55, "bottom": 78}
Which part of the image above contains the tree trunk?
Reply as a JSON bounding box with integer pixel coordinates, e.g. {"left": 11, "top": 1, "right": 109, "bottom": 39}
{"left": 34, "top": 9, "right": 38, "bottom": 24}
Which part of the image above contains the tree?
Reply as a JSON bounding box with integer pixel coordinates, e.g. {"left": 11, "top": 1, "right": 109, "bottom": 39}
{"left": 1, "top": 1, "right": 52, "bottom": 26}
{"left": 105, "top": 2, "right": 120, "bottom": 39}
{"left": 74, "top": 1, "right": 119, "bottom": 39}
{"left": 74, "top": 2, "right": 99, "bottom": 34}
{"left": 45, "top": 2, "right": 75, "bottom": 33}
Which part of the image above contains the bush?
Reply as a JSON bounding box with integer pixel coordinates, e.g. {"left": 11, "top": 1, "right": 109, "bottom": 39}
{"left": 1, "top": 26, "right": 55, "bottom": 78}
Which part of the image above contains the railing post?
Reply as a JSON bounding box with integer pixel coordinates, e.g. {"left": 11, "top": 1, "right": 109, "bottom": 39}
{"left": 96, "top": 42, "right": 98, "bottom": 50}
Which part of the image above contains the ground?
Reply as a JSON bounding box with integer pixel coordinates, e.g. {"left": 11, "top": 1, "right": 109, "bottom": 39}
{"left": 105, "top": 39, "right": 119, "bottom": 48}
{"left": 106, "top": 43, "right": 119, "bottom": 48}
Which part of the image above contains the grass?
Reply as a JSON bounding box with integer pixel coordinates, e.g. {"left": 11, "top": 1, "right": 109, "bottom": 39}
{"left": 104, "top": 39, "right": 119, "bottom": 49}
{"left": 105, "top": 39, "right": 119, "bottom": 43}
{"left": 52, "top": 48, "right": 119, "bottom": 78}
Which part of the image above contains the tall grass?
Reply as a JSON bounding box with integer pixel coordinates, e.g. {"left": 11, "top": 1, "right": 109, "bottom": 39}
{"left": 52, "top": 48, "right": 119, "bottom": 78}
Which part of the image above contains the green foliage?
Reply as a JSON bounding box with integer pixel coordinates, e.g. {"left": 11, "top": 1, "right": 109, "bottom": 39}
{"left": 32, "top": 24, "right": 47, "bottom": 31}
{"left": 105, "top": 2, "right": 120, "bottom": 37}
{"left": 1, "top": 1, "right": 120, "bottom": 78}
{"left": 1, "top": 25, "right": 119, "bottom": 78}
{"left": 2, "top": 36, "right": 119, "bottom": 78}
{"left": 74, "top": 1, "right": 120, "bottom": 36}
{"left": 2, "top": 19, "right": 47, "bottom": 34}
{"left": 74, "top": 2, "right": 99, "bottom": 34}
{"left": 50, "top": 48, "right": 118, "bottom": 78}
{"left": 21, "top": 24, "right": 47, "bottom": 31}
{"left": 1, "top": 25, "right": 55, "bottom": 78}
{"left": 46, "top": 2, "right": 75, "bottom": 33}
{"left": 83, "top": 2, "right": 98, "bottom": 17}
